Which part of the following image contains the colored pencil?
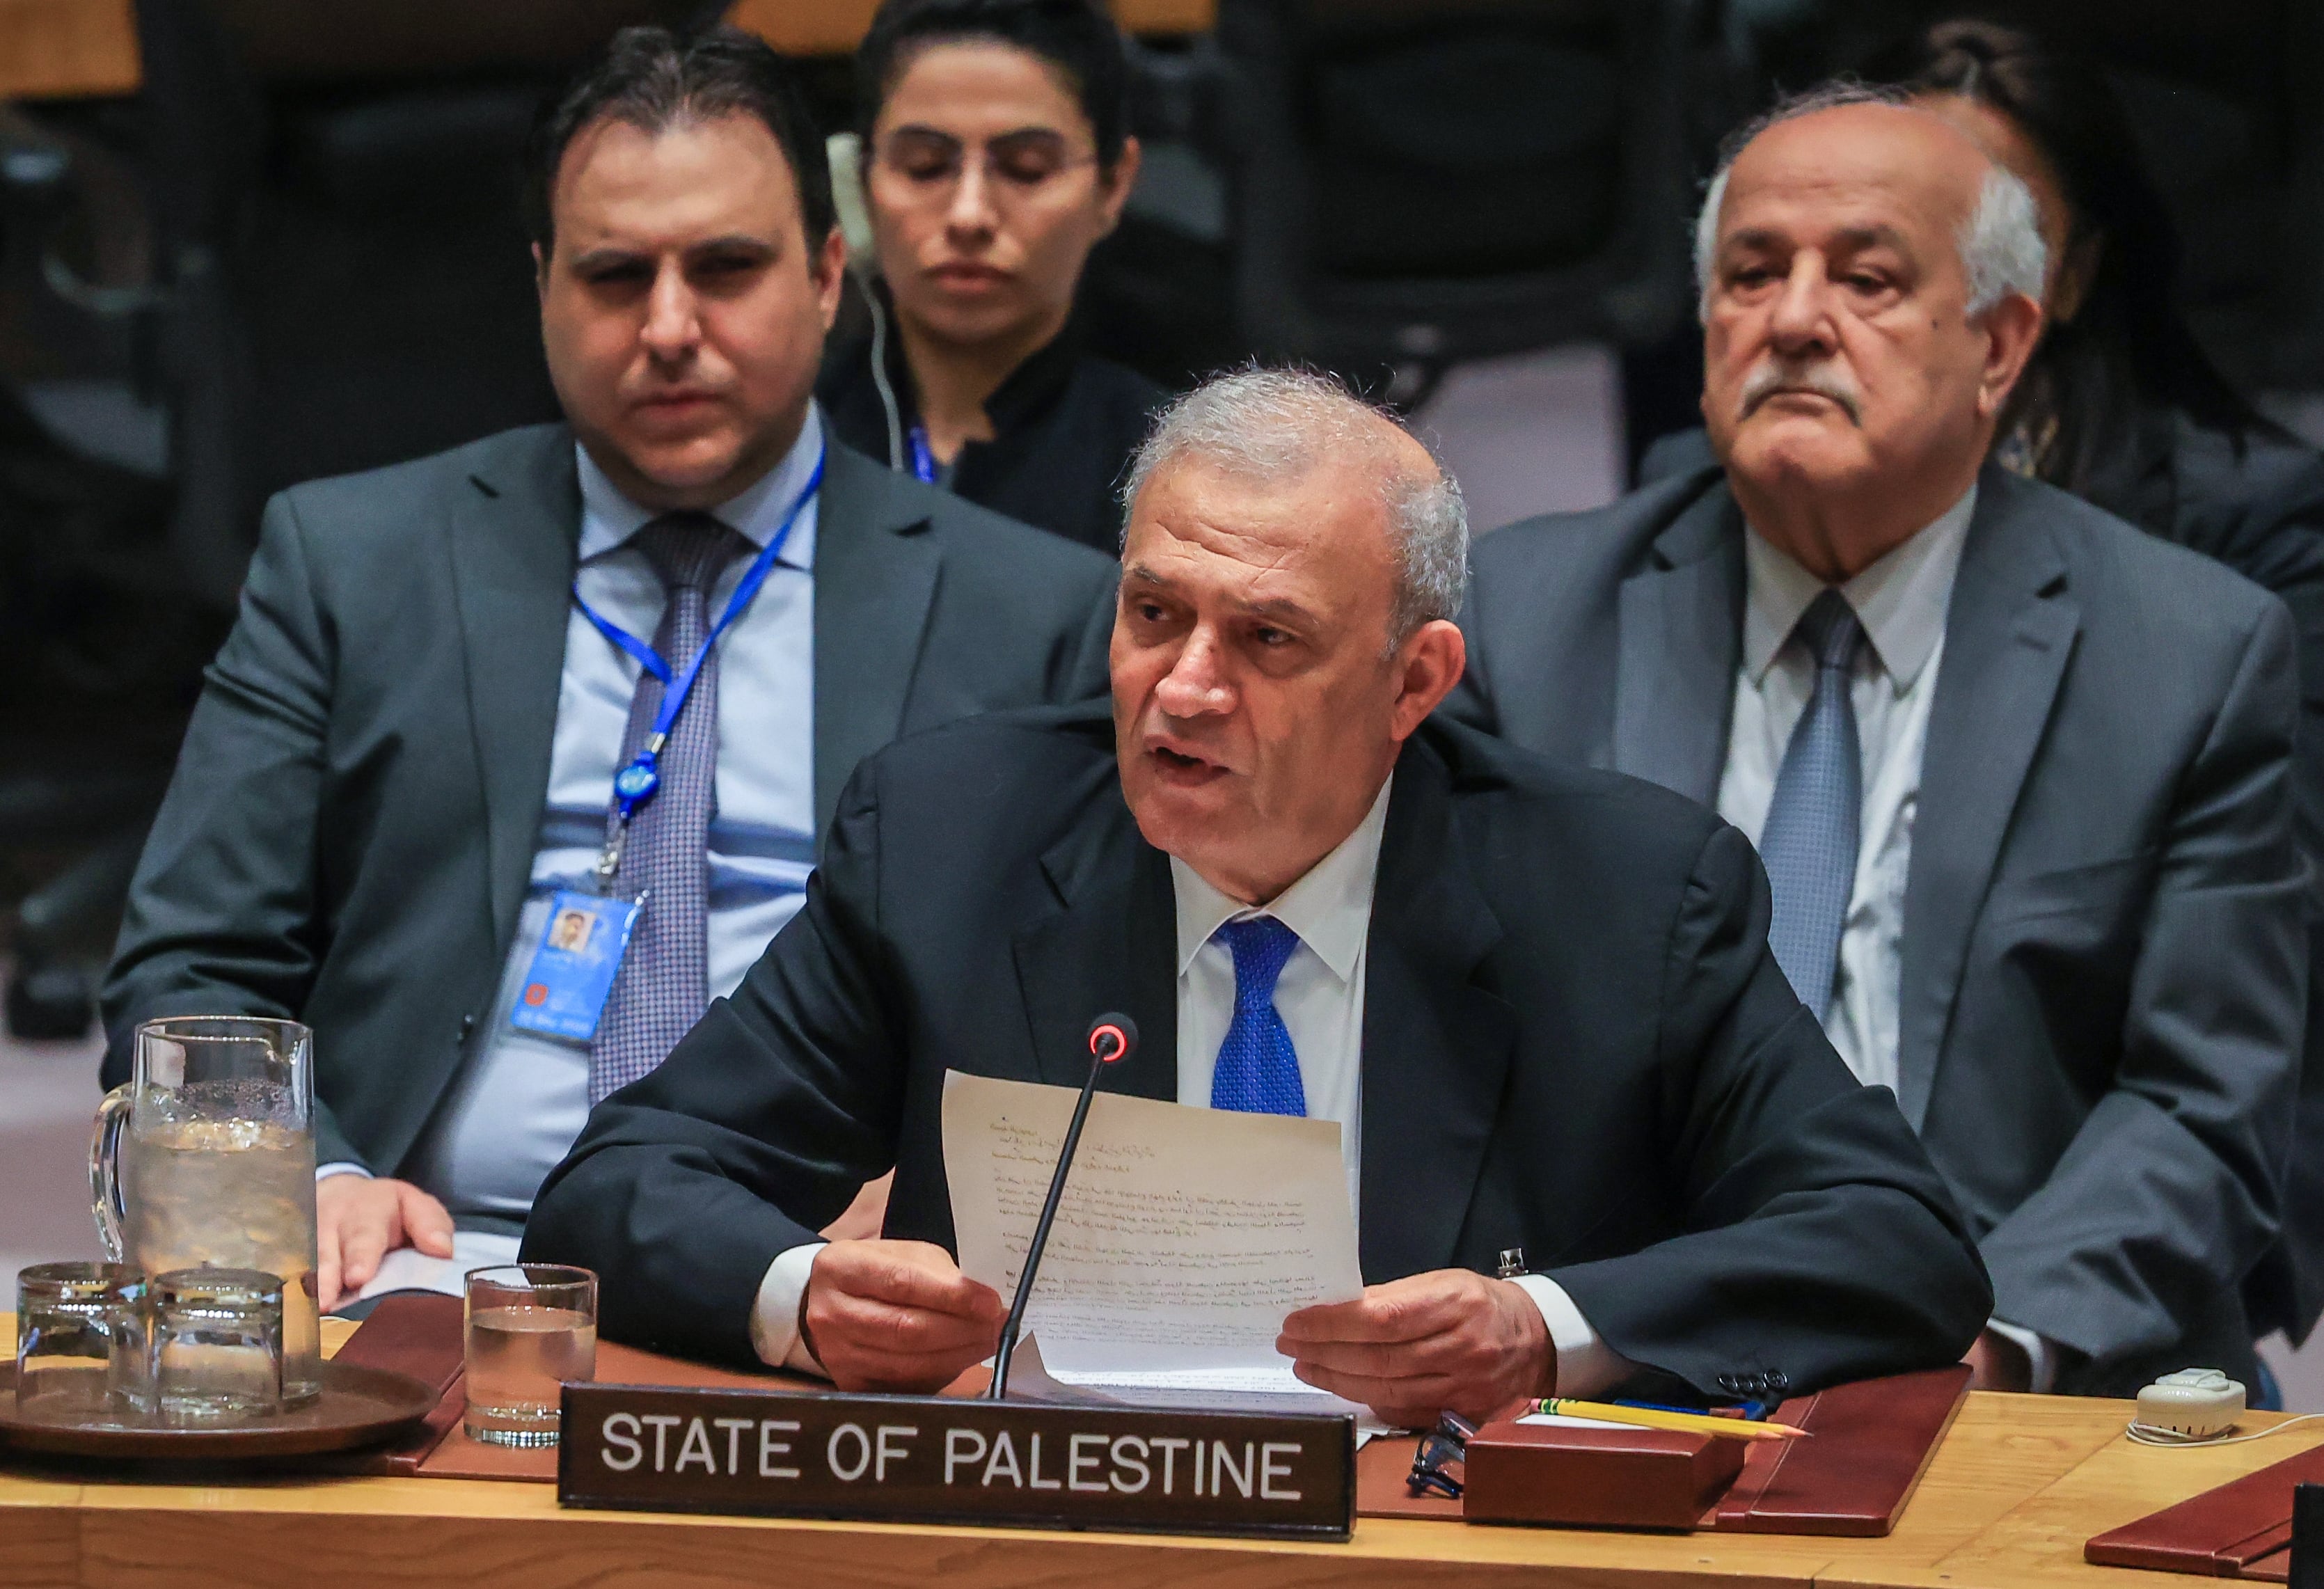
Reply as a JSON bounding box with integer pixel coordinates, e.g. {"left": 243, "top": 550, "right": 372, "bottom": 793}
{"left": 1532, "top": 1398, "right": 1810, "bottom": 1443}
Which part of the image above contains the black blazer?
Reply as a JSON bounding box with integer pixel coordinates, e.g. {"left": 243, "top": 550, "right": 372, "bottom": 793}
{"left": 820, "top": 302, "right": 1165, "bottom": 556}
{"left": 527, "top": 703, "right": 1993, "bottom": 1396}
{"left": 100, "top": 427, "right": 1120, "bottom": 1176}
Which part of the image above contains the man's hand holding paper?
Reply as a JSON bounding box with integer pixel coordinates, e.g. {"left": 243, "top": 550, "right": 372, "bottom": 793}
{"left": 798, "top": 1238, "right": 1006, "bottom": 1393}
{"left": 1281, "top": 1270, "right": 1553, "bottom": 1427}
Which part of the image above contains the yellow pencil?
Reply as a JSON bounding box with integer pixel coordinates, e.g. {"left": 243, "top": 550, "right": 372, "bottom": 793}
{"left": 1532, "top": 1398, "right": 1810, "bottom": 1443}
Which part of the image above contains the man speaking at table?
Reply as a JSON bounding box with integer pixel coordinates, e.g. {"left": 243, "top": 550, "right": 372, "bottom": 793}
{"left": 528, "top": 370, "right": 1992, "bottom": 1424}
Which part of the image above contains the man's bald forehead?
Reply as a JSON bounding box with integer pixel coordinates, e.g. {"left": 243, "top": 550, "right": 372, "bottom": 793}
{"left": 1725, "top": 100, "right": 1996, "bottom": 220}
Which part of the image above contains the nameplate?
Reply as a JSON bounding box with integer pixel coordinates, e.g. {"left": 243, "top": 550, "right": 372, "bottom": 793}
{"left": 557, "top": 1382, "right": 1354, "bottom": 1540}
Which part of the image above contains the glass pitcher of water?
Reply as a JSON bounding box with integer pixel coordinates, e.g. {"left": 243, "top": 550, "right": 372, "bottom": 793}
{"left": 90, "top": 1017, "right": 322, "bottom": 1405}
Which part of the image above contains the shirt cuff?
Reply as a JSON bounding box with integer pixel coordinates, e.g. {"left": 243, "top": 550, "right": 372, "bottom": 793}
{"left": 1986, "top": 1318, "right": 2057, "bottom": 1393}
{"left": 1510, "top": 1273, "right": 1636, "bottom": 1400}
{"left": 749, "top": 1242, "right": 830, "bottom": 1375}
{"left": 317, "top": 1162, "right": 372, "bottom": 1182}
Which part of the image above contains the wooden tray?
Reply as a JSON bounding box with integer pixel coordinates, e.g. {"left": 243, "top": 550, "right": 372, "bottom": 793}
{"left": 0, "top": 1359, "right": 437, "bottom": 1459}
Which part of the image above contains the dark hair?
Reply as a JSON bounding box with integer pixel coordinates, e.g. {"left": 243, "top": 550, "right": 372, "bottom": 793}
{"left": 523, "top": 25, "right": 837, "bottom": 260}
{"left": 855, "top": 0, "right": 1130, "bottom": 169}
{"left": 1891, "top": 18, "right": 2256, "bottom": 482}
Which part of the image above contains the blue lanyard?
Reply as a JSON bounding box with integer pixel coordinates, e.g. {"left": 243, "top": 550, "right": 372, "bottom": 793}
{"left": 907, "top": 424, "right": 940, "bottom": 484}
{"left": 574, "top": 457, "right": 823, "bottom": 869}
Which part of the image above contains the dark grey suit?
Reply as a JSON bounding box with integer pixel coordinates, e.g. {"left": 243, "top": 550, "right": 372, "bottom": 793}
{"left": 101, "top": 425, "right": 1118, "bottom": 1176}
{"left": 1448, "top": 462, "right": 2307, "bottom": 1396}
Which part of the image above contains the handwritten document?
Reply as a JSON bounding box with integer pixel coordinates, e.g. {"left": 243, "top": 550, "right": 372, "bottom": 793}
{"left": 942, "top": 1071, "right": 1363, "bottom": 1386}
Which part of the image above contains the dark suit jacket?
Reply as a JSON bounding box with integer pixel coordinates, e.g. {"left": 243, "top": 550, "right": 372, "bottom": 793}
{"left": 1641, "top": 417, "right": 2324, "bottom": 1348}
{"left": 1449, "top": 463, "right": 2307, "bottom": 1395}
{"left": 101, "top": 427, "right": 1119, "bottom": 1176}
{"left": 820, "top": 302, "right": 1164, "bottom": 557}
{"left": 526, "top": 704, "right": 1993, "bottom": 1398}
{"left": 2084, "top": 409, "right": 2324, "bottom": 1347}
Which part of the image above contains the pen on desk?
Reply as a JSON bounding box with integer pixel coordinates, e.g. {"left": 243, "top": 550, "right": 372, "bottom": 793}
{"left": 1533, "top": 1398, "right": 1810, "bottom": 1443}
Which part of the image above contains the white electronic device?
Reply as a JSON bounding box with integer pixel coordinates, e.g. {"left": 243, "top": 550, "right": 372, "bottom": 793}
{"left": 2134, "top": 1369, "right": 2247, "bottom": 1441}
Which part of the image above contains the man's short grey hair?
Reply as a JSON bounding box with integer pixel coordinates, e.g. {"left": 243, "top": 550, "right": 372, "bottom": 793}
{"left": 1121, "top": 368, "right": 1469, "bottom": 649}
{"left": 1691, "top": 79, "right": 2047, "bottom": 322}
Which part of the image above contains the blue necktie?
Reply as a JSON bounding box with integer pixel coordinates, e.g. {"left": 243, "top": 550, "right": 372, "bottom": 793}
{"left": 589, "top": 512, "right": 743, "bottom": 1104}
{"left": 1758, "top": 589, "right": 1865, "bottom": 1016}
{"left": 1210, "top": 916, "right": 1308, "bottom": 1116}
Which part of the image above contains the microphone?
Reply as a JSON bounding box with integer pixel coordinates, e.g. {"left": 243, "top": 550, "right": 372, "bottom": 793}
{"left": 988, "top": 1013, "right": 1139, "bottom": 1400}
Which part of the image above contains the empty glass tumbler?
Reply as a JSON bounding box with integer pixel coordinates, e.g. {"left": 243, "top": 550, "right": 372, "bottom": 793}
{"left": 150, "top": 1267, "right": 283, "bottom": 1422}
{"left": 15, "top": 1262, "right": 147, "bottom": 1418}
{"left": 464, "top": 1265, "right": 597, "bottom": 1448}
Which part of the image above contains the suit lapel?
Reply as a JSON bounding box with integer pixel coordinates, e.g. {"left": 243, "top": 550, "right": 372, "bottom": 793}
{"left": 812, "top": 444, "right": 941, "bottom": 837}
{"left": 1613, "top": 487, "right": 1744, "bottom": 804}
{"left": 1011, "top": 794, "right": 1179, "bottom": 1105}
{"left": 1358, "top": 742, "right": 1519, "bottom": 1282}
{"left": 1895, "top": 471, "right": 2079, "bottom": 1128}
{"left": 449, "top": 429, "right": 580, "bottom": 944}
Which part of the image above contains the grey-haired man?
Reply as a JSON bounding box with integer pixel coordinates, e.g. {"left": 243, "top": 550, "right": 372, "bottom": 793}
{"left": 1450, "top": 87, "right": 2305, "bottom": 1397}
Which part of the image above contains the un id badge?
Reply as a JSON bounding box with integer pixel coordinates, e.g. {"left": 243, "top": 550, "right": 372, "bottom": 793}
{"left": 509, "top": 889, "right": 642, "bottom": 1041}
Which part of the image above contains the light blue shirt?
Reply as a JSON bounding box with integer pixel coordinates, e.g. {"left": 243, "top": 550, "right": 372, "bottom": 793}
{"left": 396, "top": 411, "right": 825, "bottom": 1222}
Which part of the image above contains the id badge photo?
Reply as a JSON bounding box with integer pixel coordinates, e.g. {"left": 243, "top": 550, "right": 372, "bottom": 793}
{"left": 509, "top": 889, "right": 644, "bottom": 1041}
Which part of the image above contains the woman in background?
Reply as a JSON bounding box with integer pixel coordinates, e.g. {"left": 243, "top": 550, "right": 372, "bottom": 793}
{"left": 1902, "top": 18, "right": 2324, "bottom": 1375}
{"left": 1902, "top": 21, "right": 2324, "bottom": 569}
{"left": 819, "top": 0, "right": 1163, "bottom": 554}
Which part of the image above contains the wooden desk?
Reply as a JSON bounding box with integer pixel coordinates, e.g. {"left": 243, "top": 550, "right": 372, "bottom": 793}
{"left": 5, "top": 1311, "right": 2306, "bottom": 1589}
{"left": 1825, "top": 1412, "right": 2324, "bottom": 1589}
{"left": 0, "top": 0, "right": 1213, "bottom": 102}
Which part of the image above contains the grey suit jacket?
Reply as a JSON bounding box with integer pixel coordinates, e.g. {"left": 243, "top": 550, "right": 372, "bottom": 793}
{"left": 100, "top": 425, "right": 1119, "bottom": 1176}
{"left": 1448, "top": 463, "right": 2307, "bottom": 1396}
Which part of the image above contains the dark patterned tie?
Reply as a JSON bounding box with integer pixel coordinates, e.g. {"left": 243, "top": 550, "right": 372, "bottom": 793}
{"left": 1758, "top": 589, "right": 1867, "bottom": 1016}
{"left": 587, "top": 512, "right": 744, "bottom": 1103}
{"left": 1210, "top": 916, "right": 1309, "bottom": 1116}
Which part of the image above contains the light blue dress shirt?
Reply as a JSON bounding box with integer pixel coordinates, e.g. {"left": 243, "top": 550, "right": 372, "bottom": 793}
{"left": 392, "top": 411, "right": 825, "bottom": 1224}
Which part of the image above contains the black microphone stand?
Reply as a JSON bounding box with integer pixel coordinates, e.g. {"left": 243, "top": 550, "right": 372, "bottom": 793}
{"left": 988, "top": 1013, "right": 1137, "bottom": 1400}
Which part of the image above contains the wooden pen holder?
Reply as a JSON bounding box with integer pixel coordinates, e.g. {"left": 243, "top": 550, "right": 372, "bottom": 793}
{"left": 1461, "top": 1420, "right": 1747, "bottom": 1531}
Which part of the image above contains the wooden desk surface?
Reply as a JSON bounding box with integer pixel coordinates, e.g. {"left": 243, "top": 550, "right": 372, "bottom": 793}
{"left": 0, "top": 0, "right": 1214, "bottom": 102}
{"left": 1824, "top": 1410, "right": 2324, "bottom": 1589}
{"left": 0, "top": 1313, "right": 2307, "bottom": 1589}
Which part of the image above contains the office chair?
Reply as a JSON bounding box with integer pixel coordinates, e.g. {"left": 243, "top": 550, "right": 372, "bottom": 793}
{"left": 0, "top": 0, "right": 641, "bottom": 1036}
{"left": 1210, "top": 0, "right": 1703, "bottom": 404}
{"left": 0, "top": 56, "right": 236, "bottom": 1038}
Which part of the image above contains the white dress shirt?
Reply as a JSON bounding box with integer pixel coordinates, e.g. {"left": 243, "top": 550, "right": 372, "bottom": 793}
{"left": 326, "top": 411, "right": 825, "bottom": 1262}
{"left": 1711, "top": 486, "right": 2050, "bottom": 1388}
{"left": 1714, "top": 487, "right": 1973, "bottom": 1092}
{"left": 751, "top": 776, "right": 1635, "bottom": 1398}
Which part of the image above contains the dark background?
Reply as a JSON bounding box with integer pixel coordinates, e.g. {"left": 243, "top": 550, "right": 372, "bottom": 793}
{"left": 0, "top": 0, "right": 2318, "bottom": 1034}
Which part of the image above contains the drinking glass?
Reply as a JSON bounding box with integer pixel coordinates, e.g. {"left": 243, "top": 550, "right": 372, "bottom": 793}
{"left": 150, "top": 1267, "right": 283, "bottom": 1422}
{"left": 93, "top": 1016, "right": 320, "bottom": 1404}
{"left": 464, "top": 1265, "right": 596, "bottom": 1448}
{"left": 15, "top": 1262, "right": 147, "bottom": 1418}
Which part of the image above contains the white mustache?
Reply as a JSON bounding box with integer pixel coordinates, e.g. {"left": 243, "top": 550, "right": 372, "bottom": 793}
{"left": 1739, "top": 361, "right": 1864, "bottom": 425}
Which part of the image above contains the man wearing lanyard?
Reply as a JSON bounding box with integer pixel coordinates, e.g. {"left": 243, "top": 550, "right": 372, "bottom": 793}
{"left": 100, "top": 26, "right": 1119, "bottom": 1309}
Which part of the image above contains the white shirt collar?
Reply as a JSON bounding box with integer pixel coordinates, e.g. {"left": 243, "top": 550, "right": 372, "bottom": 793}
{"left": 1169, "top": 775, "right": 1393, "bottom": 987}
{"left": 1739, "top": 483, "right": 1976, "bottom": 690}
{"left": 575, "top": 403, "right": 825, "bottom": 569}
